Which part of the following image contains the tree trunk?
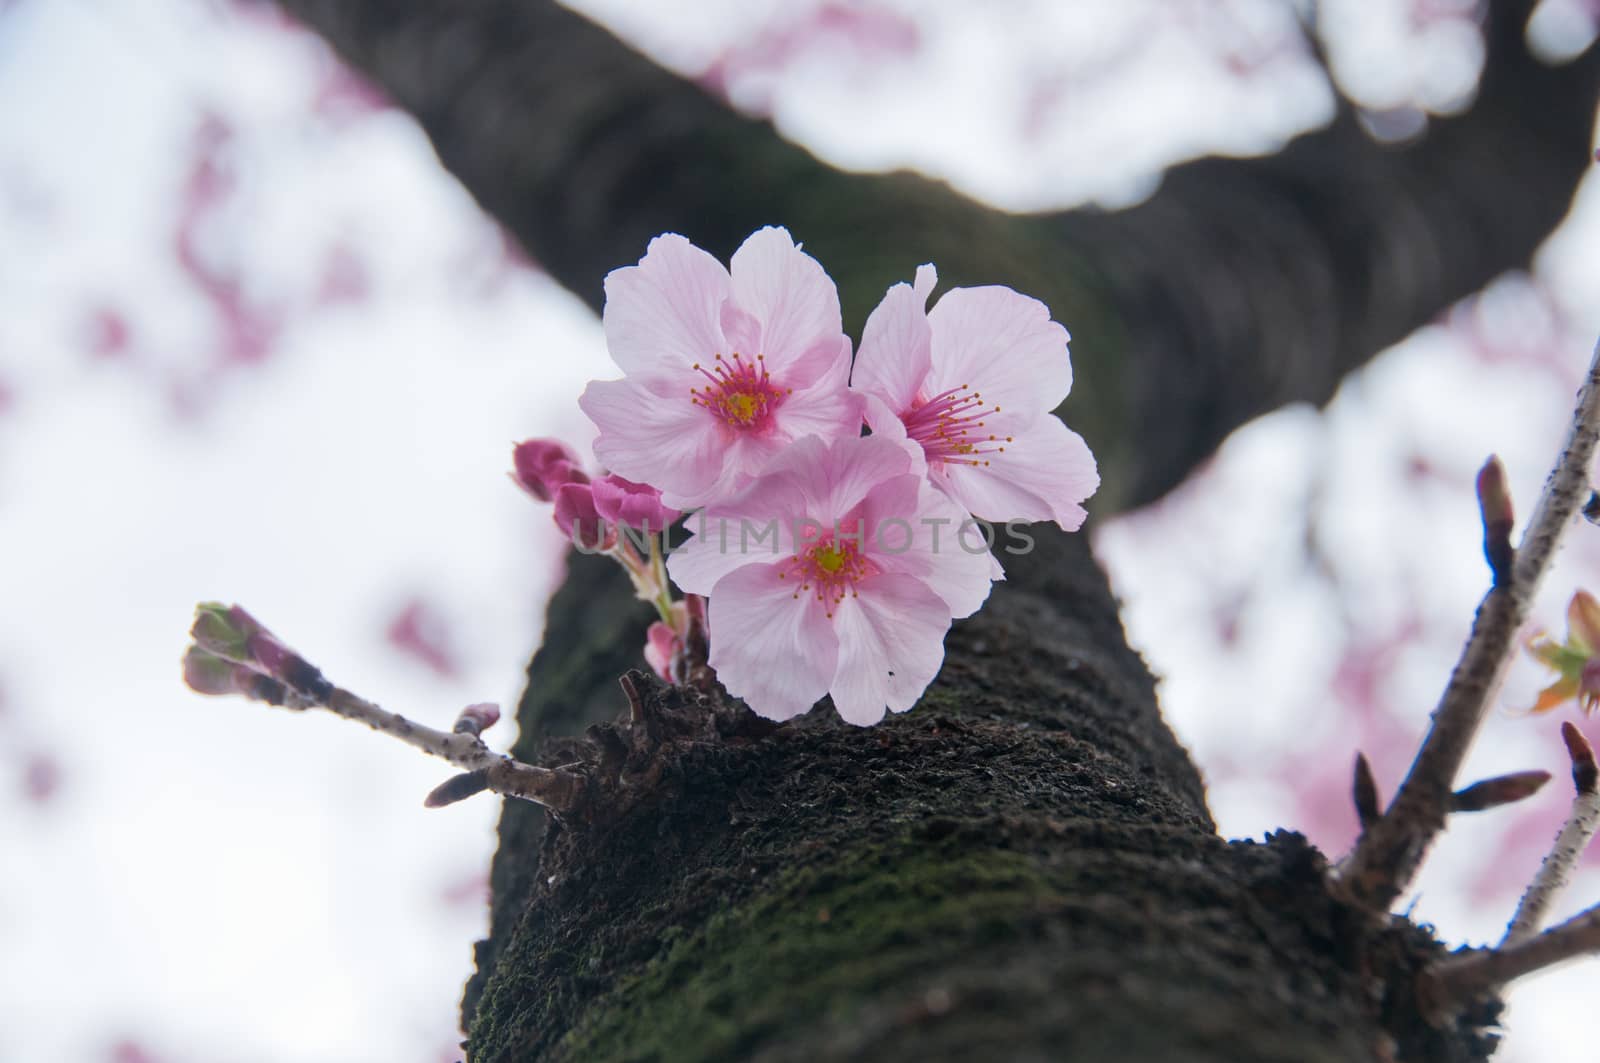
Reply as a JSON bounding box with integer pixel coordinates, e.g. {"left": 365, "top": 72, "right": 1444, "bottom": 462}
{"left": 267, "top": 1, "right": 1598, "bottom": 1058}
{"left": 467, "top": 529, "right": 1496, "bottom": 1062}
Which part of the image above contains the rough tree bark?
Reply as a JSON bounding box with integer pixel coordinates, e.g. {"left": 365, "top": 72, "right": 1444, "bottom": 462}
{"left": 270, "top": 1, "right": 1599, "bottom": 1059}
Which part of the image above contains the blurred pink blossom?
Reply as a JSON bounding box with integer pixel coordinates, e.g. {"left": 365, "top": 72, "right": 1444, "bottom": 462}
{"left": 310, "top": 63, "right": 392, "bottom": 123}
{"left": 700, "top": 2, "right": 919, "bottom": 103}
{"left": 84, "top": 306, "right": 132, "bottom": 359}
{"left": 108, "top": 1039, "right": 163, "bottom": 1063}
{"left": 439, "top": 871, "right": 490, "bottom": 909}
{"left": 22, "top": 752, "right": 60, "bottom": 805}
{"left": 385, "top": 598, "right": 461, "bottom": 678}
{"left": 174, "top": 114, "right": 282, "bottom": 369}
{"left": 314, "top": 242, "right": 370, "bottom": 306}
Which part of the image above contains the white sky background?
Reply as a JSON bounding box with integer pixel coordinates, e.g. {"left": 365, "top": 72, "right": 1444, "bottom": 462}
{"left": 0, "top": 0, "right": 1597, "bottom": 1060}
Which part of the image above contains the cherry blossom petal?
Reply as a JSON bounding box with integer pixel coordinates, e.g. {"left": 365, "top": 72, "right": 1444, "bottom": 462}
{"left": 580, "top": 376, "right": 724, "bottom": 500}
{"left": 719, "top": 302, "right": 763, "bottom": 361}
{"left": 769, "top": 350, "right": 863, "bottom": 444}
{"left": 779, "top": 333, "right": 854, "bottom": 390}
{"left": 829, "top": 573, "right": 951, "bottom": 725}
{"left": 936, "top": 414, "right": 1098, "bottom": 531}
{"left": 667, "top": 448, "right": 837, "bottom": 593}
{"left": 668, "top": 505, "right": 800, "bottom": 595}
{"left": 755, "top": 434, "right": 914, "bottom": 524}
{"left": 728, "top": 226, "right": 843, "bottom": 371}
{"left": 708, "top": 563, "right": 838, "bottom": 721}
{"left": 852, "top": 265, "right": 935, "bottom": 413}
{"left": 925, "top": 285, "right": 1071, "bottom": 414}
{"left": 655, "top": 428, "right": 802, "bottom": 511}
{"left": 859, "top": 391, "right": 924, "bottom": 463}
{"left": 602, "top": 233, "right": 730, "bottom": 377}
{"left": 666, "top": 527, "right": 751, "bottom": 596}
{"left": 860, "top": 476, "right": 993, "bottom": 618}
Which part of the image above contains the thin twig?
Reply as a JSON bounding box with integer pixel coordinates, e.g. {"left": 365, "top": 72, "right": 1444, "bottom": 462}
{"left": 185, "top": 603, "right": 584, "bottom": 814}
{"left": 1503, "top": 723, "right": 1600, "bottom": 945}
{"left": 319, "top": 686, "right": 585, "bottom": 812}
{"left": 1339, "top": 337, "right": 1600, "bottom": 911}
{"left": 1424, "top": 901, "right": 1600, "bottom": 1018}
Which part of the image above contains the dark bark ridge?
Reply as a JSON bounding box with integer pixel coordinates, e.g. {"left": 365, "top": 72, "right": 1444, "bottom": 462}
{"left": 277, "top": 0, "right": 1598, "bottom": 511}
{"left": 463, "top": 531, "right": 1496, "bottom": 1062}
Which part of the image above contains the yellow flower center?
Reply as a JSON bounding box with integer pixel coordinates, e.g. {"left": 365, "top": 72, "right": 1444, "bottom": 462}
{"left": 689, "top": 352, "right": 791, "bottom": 433}
{"left": 721, "top": 391, "right": 762, "bottom": 425}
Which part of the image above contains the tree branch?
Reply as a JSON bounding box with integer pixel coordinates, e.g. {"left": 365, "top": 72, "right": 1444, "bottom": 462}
{"left": 316, "top": 685, "right": 586, "bottom": 811}
{"left": 1423, "top": 901, "right": 1600, "bottom": 1020}
{"left": 274, "top": 0, "right": 1600, "bottom": 512}
{"left": 1503, "top": 722, "right": 1600, "bottom": 946}
{"left": 1339, "top": 337, "right": 1600, "bottom": 911}
{"left": 184, "top": 606, "right": 587, "bottom": 814}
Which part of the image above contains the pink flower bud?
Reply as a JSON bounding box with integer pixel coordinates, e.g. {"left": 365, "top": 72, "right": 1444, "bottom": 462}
{"left": 644, "top": 620, "right": 680, "bottom": 682}
{"left": 512, "top": 438, "right": 589, "bottom": 502}
{"left": 553, "top": 482, "right": 614, "bottom": 551}
{"left": 591, "top": 474, "right": 680, "bottom": 532}
{"left": 453, "top": 701, "right": 501, "bottom": 736}
{"left": 187, "top": 604, "right": 330, "bottom": 700}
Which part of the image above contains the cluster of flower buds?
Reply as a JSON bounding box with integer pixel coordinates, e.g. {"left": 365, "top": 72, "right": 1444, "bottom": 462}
{"left": 183, "top": 603, "right": 328, "bottom": 707}
{"left": 514, "top": 226, "right": 1098, "bottom": 725}
{"left": 513, "top": 439, "right": 690, "bottom": 667}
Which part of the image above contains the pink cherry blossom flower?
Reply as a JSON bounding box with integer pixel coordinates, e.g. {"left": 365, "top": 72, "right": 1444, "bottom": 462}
{"left": 579, "top": 227, "right": 861, "bottom": 510}
{"left": 592, "top": 474, "right": 681, "bottom": 532}
{"left": 666, "top": 434, "right": 992, "bottom": 725}
{"left": 850, "top": 264, "right": 1098, "bottom": 531}
{"left": 511, "top": 438, "right": 589, "bottom": 501}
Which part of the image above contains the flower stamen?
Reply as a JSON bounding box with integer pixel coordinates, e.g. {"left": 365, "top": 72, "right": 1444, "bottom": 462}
{"left": 900, "top": 384, "right": 1013, "bottom": 467}
{"left": 689, "top": 353, "right": 790, "bottom": 433}
{"left": 781, "top": 535, "right": 873, "bottom": 617}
